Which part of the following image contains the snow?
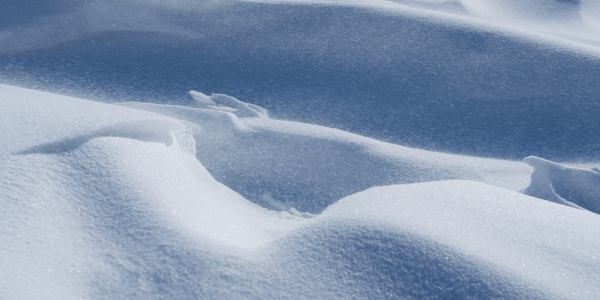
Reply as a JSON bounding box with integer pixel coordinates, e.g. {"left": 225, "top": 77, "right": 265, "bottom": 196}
{"left": 523, "top": 156, "right": 600, "bottom": 213}
{"left": 3, "top": 0, "right": 600, "bottom": 160}
{"left": 2, "top": 0, "right": 600, "bottom": 299}
{"left": 190, "top": 90, "right": 269, "bottom": 118}
{"left": 118, "top": 98, "right": 531, "bottom": 213}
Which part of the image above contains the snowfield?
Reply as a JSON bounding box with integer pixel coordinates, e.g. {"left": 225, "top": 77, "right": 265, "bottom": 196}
{"left": 2, "top": 0, "right": 600, "bottom": 299}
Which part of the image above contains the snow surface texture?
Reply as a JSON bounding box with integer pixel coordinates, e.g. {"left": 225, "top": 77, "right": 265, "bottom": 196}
{"left": 522, "top": 156, "right": 600, "bottom": 213}
{"left": 2, "top": 0, "right": 600, "bottom": 299}
{"left": 2, "top": 0, "right": 600, "bottom": 159}
{"left": 120, "top": 90, "right": 530, "bottom": 213}
{"left": 2, "top": 85, "right": 600, "bottom": 299}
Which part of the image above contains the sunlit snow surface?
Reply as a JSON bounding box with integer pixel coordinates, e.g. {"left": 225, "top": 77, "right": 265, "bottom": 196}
{"left": 2, "top": 0, "right": 600, "bottom": 299}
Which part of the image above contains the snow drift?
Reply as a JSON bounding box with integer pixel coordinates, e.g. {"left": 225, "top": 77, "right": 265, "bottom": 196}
{"left": 2, "top": 84, "right": 600, "bottom": 299}
{"left": 2, "top": 0, "right": 600, "bottom": 299}
{"left": 523, "top": 156, "right": 600, "bottom": 213}
{"left": 2, "top": 0, "right": 600, "bottom": 159}
{"left": 119, "top": 90, "right": 531, "bottom": 213}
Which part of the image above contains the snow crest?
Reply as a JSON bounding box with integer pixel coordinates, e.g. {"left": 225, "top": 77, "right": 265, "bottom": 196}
{"left": 15, "top": 119, "right": 196, "bottom": 156}
{"left": 190, "top": 90, "right": 269, "bottom": 118}
{"left": 3, "top": 0, "right": 600, "bottom": 298}
{"left": 120, "top": 91, "right": 532, "bottom": 213}
{"left": 2, "top": 85, "right": 600, "bottom": 299}
{"left": 522, "top": 156, "right": 600, "bottom": 213}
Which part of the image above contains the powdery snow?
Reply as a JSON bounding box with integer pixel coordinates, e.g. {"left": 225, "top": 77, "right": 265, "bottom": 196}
{"left": 1, "top": 84, "right": 599, "bottom": 299}
{"left": 2, "top": 0, "right": 600, "bottom": 299}
{"left": 523, "top": 156, "right": 600, "bottom": 213}
{"left": 119, "top": 97, "right": 531, "bottom": 213}
{"left": 2, "top": 0, "right": 600, "bottom": 159}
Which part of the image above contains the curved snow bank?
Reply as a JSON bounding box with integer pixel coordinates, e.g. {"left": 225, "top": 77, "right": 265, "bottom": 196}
{"left": 15, "top": 119, "right": 190, "bottom": 155}
{"left": 2, "top": 85, "right": 302, "bottom": 249}
{"left": 0, "top": 84, "right": 188, "bottom": 155}
{"left": 0, "top": 127, "right": 305, "bottom": 299}
{"left": 0, "top": 85, "right": 305, "bottom": 298}
{"left": 3, "top": 86, "right": 600, "bottom": 299}
{"left": 522, "top": 156, "right": 600, "bottom": 213}
{"left": 87, "top": 179, "right": 600, "bottom": 299}
{"left": 306, "top": 180, "right": 600, "bottom": 299}
{"left": 57, "top": 133, "right": 305, "bottom": 249}
{"left": 120, "top": 93, "right": 531, "bottom": 213}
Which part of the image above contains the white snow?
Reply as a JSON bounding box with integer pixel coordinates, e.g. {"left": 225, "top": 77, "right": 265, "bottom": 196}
{"left": 190, "top": 90, "right": 269, "bottom": 118}
{"left": 523, "top": 156, "right": 600, "bottom": 213}
{"left": 2, "top": 0, "right": 600, "bottom": 299}
{"left": 118, "top": 98, "right": 531, "bottom": 213}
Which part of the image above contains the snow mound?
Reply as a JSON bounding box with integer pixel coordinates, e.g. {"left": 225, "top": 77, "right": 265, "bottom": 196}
{"left": 2, "top": 85, "right": 600, "bottom": 299}
{"left": 522, "top": 156, "right": 600, "bottom": 213}
{"left": 120, "top": 92, "right": 531, "bottom": 213}
{"left": 306, "top": 180, "right": 600, "bottom": 299}
{"left": 3, "top": 0, "right": 600, "bottom": 297}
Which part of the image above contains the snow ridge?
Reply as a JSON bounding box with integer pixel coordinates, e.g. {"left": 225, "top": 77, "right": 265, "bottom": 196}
{"left": 522, "top": 156, "right": 600, "bottom": 213}
{"left": 190, "top": 90, "right": 269, "bottom": 118}
{"left": 2, "top": 85, "right": 600, "bottom": 299}
{"left": 14, "top": 119, "right": 190, "bottom": 155}
{"left": 3, "top": 0, "right": 600, "bottom": 298}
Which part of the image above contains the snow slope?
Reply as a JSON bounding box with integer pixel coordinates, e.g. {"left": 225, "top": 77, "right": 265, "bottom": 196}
{"left": 2, "top": 84, "right": 600, "bottom": 299}
{"left": 119, "top": 91, "right": 530, "bottom": 213}
{"left": 2, "top": 0, "right": 600, "bottom": 159}
{"left": 2, "top": 0, "right": 600, "bottom": 299}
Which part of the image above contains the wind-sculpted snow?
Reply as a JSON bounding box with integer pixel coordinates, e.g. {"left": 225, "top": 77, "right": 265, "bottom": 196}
{"left": 2, "top": 0, "right": 600, "bottom": 159}
{"left": 14, "top": 119, "right": 190, "bottom": 155}
{"left": 119, "top": 92, "right": 530, "bottom": 213}
{"left": 190, "top": 90, "right": 269, "bottom": 118}
{"left": 523, "top": 156, "right": 600, "bottom": 213}
{"left": 2, "top": 0, "right": 600, "bottom": 298}
{"left": 3, "top": 86, "right": 600, "bottom": 299}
